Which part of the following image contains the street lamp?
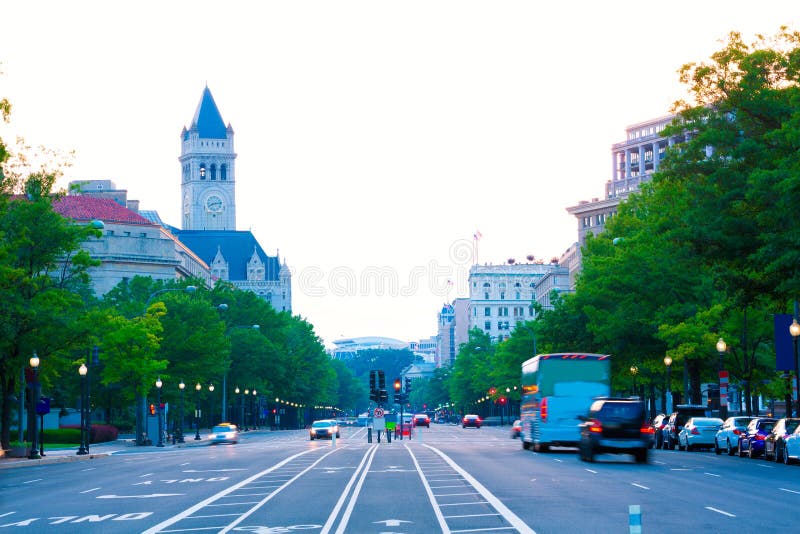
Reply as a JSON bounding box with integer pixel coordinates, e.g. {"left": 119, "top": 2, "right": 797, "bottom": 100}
{"left": 630, "top": 365, "right": 639, "bottom": 397}
{"left": 77, "top": 364, "right": 89, "bottom": 455}
{"left": 244, "top": 389, "right": 250, "bottom": 430}
{"left": 194, "top": 382, "right": 202, "bottom": 440}
{"left": 155, "top": 377, "right": 164, "bottom": 447}
{"left": 178, "top": 381, "right": 185, "bottom": 443}
{"left": 664, "top": 356, "right": 673, "bottom": 412}
{"left": 28, "top": 352, "right": 41, "bottom": 459}
{"left": 789, "top": 319, "right": 800, "bottom": 417}
{"left": 716, "top": 337, "right": 728, "bottom": 419}
{"left": 252, "top": 389, "right": 258, "bottom": 429}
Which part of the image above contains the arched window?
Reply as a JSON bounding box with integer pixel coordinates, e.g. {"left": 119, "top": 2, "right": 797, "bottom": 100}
{"left": 199, "top": 164, "right": 207, "bottom": 180}
{"left": 210, "top": 164, "right": 217, "bottom": 181}
{"left": 220, "top": 164, "right": 227, "bottom": 181}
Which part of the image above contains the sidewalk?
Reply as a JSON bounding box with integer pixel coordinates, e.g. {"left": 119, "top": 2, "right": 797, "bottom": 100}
{"left": 0, "top": 434, "right": 212, "bottom": 470}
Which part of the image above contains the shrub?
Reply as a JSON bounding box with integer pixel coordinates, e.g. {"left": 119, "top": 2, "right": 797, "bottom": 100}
{"left": 60, "top": 424, "right": 118, "bottom": 443}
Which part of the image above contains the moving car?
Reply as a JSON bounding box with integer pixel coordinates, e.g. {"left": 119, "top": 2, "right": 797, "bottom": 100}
{"left": 309, "top": 419, "right": 340, "bottom": 440}
{"left": 413, "top": 414, "right": 430, "bottom": 428}
{"left": 510, "top": 419, "right": 522, "bottom": 439}
{"left": 764, "top": 418, "right": 800, "bottom": 462}
{"left": 210, "top": 423, "right": 240, "bottom": 444}
{"left": 738, "top": 417, "right": 777, "bottom": 458}
{"left": 578, "top": 397, "right": 653, "bottom": 463}
{"left": 714, "top": 416, "right": 752, "bottom": 455}
{"left": 677, "top": 417, "right": 724, "bottom": 451}
{"left": 462, "top": 414, "right": 482, "bottom": 428}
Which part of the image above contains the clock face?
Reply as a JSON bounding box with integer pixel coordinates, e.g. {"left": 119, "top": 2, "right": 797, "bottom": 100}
{"left": 206, "top": 195, "right": 224, "bottom": 213}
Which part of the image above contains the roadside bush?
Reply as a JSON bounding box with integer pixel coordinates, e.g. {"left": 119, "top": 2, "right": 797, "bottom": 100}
{"left": 60, "top": 424, "right": 118, "bottom": 443}
{"left": 40, "top": 428, "right": 80, "bottom": 443}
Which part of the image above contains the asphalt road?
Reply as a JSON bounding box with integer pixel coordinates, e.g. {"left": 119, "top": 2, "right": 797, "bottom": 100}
{"left": 1, "top": 424, "right": 799, "bottom": 533}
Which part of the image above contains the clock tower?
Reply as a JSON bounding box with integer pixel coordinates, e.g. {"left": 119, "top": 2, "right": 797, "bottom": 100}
{"left": 180, "top": 86, "right": 237, "bottom": 230}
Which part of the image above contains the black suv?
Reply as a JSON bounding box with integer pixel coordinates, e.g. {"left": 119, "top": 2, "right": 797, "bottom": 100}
{"left": 578, "top": 398, "right": 653, "bottom": 463}
{"left": 662, "top": 405, "right": 707, "bottom": 450}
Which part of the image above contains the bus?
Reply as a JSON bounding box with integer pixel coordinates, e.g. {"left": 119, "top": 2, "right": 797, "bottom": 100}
{"left": 520, "top": 353, "right": 611, "bottom": 452}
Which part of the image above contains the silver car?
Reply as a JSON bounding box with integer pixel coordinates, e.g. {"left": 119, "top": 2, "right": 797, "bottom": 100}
{"left": 678, "top": 417, "right": 724, "bottom": 451}
{"left": 714, "top": 416, "right": 752, "bottom": 455}
{"left": 783, "top": 423, "right": 800, "bottom": 464}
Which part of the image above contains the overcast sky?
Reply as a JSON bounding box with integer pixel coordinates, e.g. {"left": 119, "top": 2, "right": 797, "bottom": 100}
{"left": 1, "top": 2, "right": 796, "bottom": 347}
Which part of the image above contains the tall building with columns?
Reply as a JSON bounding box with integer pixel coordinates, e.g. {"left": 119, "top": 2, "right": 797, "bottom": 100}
{"left": 566, "top": 114, "right": 687, "bottom": 245}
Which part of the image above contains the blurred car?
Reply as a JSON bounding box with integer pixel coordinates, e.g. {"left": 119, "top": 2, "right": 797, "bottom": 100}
{"left": 764, "top": 417, "right": 800, "bottom": 462}
{"left": 578, "top": 397, "right": 653, "bottom": 463}
{"left": 782, "top": 423, "right": 800, "bottom": 464}
{"left": 395, "top": 422, "right": 413, "bottom": 437}
{"left": 462, "top": 414, "right": 482, "bottom": 428}
{"left": 309, "top": 419, "right": 340, "bottom": 440}
{"left": 510, "top": 419, "right": 522, "bottom": 439}
{"left": 677, "top": 417, "right": 724, "bottom": 451}
{"left": 210, "top": 423, "right": 240, "bottom": 444}
{"left": 413, "top": 414, "right": 430, "bottom": 427}
{"left": 714, "top": 416, "right": 752, "bottom": 455}
{"left": 651, "top": 414, "right": 668, "bottom": 449}
{"left": 738, "top": 417, "right": 777, "bottom": 458}
{"left": 662, "top": 405, "right": 707, "bottom": 450}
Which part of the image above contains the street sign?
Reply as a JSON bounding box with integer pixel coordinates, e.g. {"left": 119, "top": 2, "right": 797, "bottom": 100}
{"left": 374, "top": 407, "right": 385, "bottom": 418}
{"left": 36, "top": 396, "right": 50, "bottom": 415}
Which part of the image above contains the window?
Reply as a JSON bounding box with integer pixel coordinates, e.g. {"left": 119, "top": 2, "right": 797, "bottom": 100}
{"left": 484, "top": 307, "right": 491, "bottom": 317}
{"left": 199, "top": 164, "right": 207, "bottom": 179}
{"left": 484, "top": 321, "right": 491, "bottom": 331}
{"left": 210, "top": 164, "right": 217, "bottom": 180}
{"left": 515, "top": 292, "right": 521, "bottom": 299}
{"left": 498, "top": 307, "right": 508, "bottom": 317}
{"left": 500, "top": 292, "right": 505, "bottom": 300}
{"left": 220, "top": 164, "right": 227, "bottom": 181}
{"left": 484, "top": 292, "right": 490, "bottom": 300}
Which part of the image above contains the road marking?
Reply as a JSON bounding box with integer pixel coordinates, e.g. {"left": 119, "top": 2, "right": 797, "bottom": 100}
{"left": 23, "top": 479, "right": 42, "bottom": 484}
{"left": 439, "top": 501, "right": 489, "bottom": 507}
{"left": 670, "top": 468, "right": 690, "bottom": 471}
{"left": 139, "top": 473, "right": 152, "bottom": 478}
{"left": 97, "top": 493, "right": 183, "bottom": 499}
{"left": 705, "top": 506, "right": 736, "bottom": 517}
{"left": 756, "top": 464, "right": 775, "bottom": 469}
{"left": 585, "top": 469, "right": 598, "bottom": 474}
{"left": 81, "top": 467, "right": 96, "bottom": 472}
{"left": 80, "top": 488, "right": 100, "bottom": 494}
{"left": 704, "top": 472, "right": 721, "bottom": 477}
{"left": 631, "top": 483, "right": 649, "bottom": 490}
{"left": 780, "top": 488, "right": 800, "bottom": 495}
{"left": 553, "top": 459, "right": 563, "bottom": 462}
{"left": 183, "top": 468, "right": 247, "bottom": 473}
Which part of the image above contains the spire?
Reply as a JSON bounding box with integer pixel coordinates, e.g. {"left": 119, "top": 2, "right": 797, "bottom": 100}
{"left": 190, "top": 86, "right": 228, "bottom": 139}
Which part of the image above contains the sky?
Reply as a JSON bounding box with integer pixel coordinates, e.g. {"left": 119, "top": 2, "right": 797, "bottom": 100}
{"left": 1, "top": 2, "right": 797, "bottom": 347}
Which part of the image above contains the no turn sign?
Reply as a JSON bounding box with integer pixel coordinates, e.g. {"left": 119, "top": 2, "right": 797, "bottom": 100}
{"left": 374, "top": 407, "right": 385, "bottom": 418}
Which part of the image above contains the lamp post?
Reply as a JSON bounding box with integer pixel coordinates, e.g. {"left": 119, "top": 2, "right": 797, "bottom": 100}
{"left": 208, "top": 384, "right": 215, "bottom": 428}
{"left": 630, "top": 365, "right": 639, "bottom": 397}
{"left": 789, "top": 319, "right": 800, "bottom": 417}
{"left": 28, "top": 352, "right": 41, "bottom": 459}
{"left": 244, "top": 389, "right": 250, "bottom": 431}
{"left": 178, "top": 381, "right": 185, "bottom": 443}
{"left": 252, "top": 389, "right": 258, "bottom": 429}
{"left": 77, "top": 364, "right": 89, "bottom": 455}
{"left": 155, "top": 377, "right": 164, "bottom": 447}
{"left": 194, "top": 382, "right": 202, "bottom": 440}
{"left": 664, "top": 356, "right": 673, "bottom": 412}
{"left": 716, "top": 337, "right": 728, "bottom": 419}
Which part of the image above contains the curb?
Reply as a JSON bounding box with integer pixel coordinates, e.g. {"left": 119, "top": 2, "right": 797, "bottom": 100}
{"left": 0, "top": 452, "right": 111, "bottom": 470}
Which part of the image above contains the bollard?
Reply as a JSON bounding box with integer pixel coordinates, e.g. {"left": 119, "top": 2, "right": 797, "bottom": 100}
{"left": 628, "top": 505, "right": 642, "bottom": 534}
{"left": 387, "top": 430, "right": 391, "bottom": 443}
{"left": 332, "top": 432, "right": 336, "bottom": 447}
{"left": 367, "top": 427, "right": 372, "bottom": 443}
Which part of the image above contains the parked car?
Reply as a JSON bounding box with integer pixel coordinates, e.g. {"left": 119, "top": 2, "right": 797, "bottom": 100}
{"left": 677, "top": 417, "right": 724, "bottom": 451}
{"left": 462, "top": 414, "right": 482, "bottom": 428}
{"left": 413, "top": 414, "right": 430, "bottom": 428}
{"left": 782, "top": 423, "right": 800, "bottom": 464}
{"left": 210, "top": 423, "right": 240, "bottom": 444}
{"left": 738, "top": 417, "right": 777, "bottom": 458}
{"left": 578, "top": 397, "right": 653, "bottom": 463}
{"left": 510, "top": 419, "right": 522, "bottom": 439}
{"left": 714, "top": 416, "right": 753, "bottom": 455}
{"left": 309, "top": 419, "right": 340, "bottom": 440}
{"left": 764, "top": 418, "right": 800, "bottom": 462}
{"left": 663, "top": 405, "right": 707, "bottom": 450}
{"left": 651, "top": 414, "right": 668, "bottom": 449}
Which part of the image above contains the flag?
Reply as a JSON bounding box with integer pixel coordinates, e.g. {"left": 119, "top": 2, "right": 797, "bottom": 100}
{"left": 473, "top": 230, "right": 483, "bottom": 240}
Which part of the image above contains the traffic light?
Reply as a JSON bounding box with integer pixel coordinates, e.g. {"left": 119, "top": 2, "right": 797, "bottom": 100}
{"left": 378, "top": 370, "right": 386, "bottom": 391}
{"left": 378, "top": 389, "right": 388, "bottom": 403}
{"left": 405, "top": 377, "right": 412, "bottom": 393}
{"left": 394, "top": 378, "right": 401, "bottom": 392}
{"left": 149, "top": 403, "right": 156, "bottom": 415}
{"left": 499, "top": 397, "right": 507, "bottom": 405}
{"left": 369, "top": 371, "right": 376, "bottom": 393}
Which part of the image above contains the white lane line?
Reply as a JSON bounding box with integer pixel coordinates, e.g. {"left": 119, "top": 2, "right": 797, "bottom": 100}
{"left": 553, "top": 459, "right": 563, "bottom": 463}
{"left": 585, "top": 469, "right": 598, "bottom": 474}
{"left": 780, "top": 488, "right": 800, "bottom": 495}
{"left": 23, "top": 479, "right": 42, "bottom": 484}
{"left": 81, "top": 467, "right": 96, "bottom": 472}
{"left": 704, "top": 472, "right": 721, "bottom": 477}
{"left": 423, "top": 444, "right": 537, "bottom": 534}
{"left": 80, "top": 487, "right": 100, "bottom": 494}
{"left": 436, "top": 492, "right": 481, "bottom": 497}
{"left": 407, "top": 446, "right": 451, "bottom": 534}
{"left": 756, "top": 464, "right": 775, "bottom": 469}
{"left": 439, "top": 501, "right": 489, "bottom": 507}
{"left": 444, "top": 513, "right": 502, "bottom": 519}
{"left": 706, "top": 506, "right": 736, "bottom": 517}
{"left": 631, "top": 483, "right": 649, "bottom": 490}
{"left": 328, "top": 445, "right": 380, "bottom": 534}
{"left": 142, "top": 448, "right": 322, "bottom": 534}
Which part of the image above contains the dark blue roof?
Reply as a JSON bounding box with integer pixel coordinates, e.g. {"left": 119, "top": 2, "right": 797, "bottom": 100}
{"left": 189, "top": 86, "right": 228, "bottom": 139}
{"left": 171, "top": 229, "right": 280, "bottom": 281}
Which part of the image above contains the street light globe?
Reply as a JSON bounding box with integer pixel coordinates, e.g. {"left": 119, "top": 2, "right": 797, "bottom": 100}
{"left": 30, "top": 352, "right": 40, "bottom": 368}
{"left": 79, "top": 363, "right": 88, "bottom": 376}
{"left": 253, "top": 390, "right": 257, "bottom": 396}
{"left": 209, "top": 384, "right": 215, "bottom": 392}
{"left": 716, "top": 337, "right": 727, "bottom": 353}
{"left": 235, "top": 387, "right": 240, "bottom": 394}
{"left": 630, "top": 365, "right": 638, "bottom": 375}
{"left": 156, "top": 377, "right": 163, "bottom": 389}
{"left": 179, "top": 381, "right": 185, "bottom": 390}
{"left": 790, "top": 319, "right": 800, "bottom": 339}
{"left": 195, "top": 383, "right": 202, "bottom": 391}
{"left": 664, "top": 356, "right": 673, "bottom": 367}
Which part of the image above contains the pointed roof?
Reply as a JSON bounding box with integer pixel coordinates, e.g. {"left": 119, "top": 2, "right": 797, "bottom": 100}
{"left": 190, "top": 86, "right": 228, "bottom": 139}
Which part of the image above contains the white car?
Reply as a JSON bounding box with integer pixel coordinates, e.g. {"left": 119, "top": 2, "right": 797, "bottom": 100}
{"left": 678, "top": 417, "right": 724, "bottom": 451}
{"left": 782, "top": 423, "right": 800, "bottom": 464}
{"left": 714, "top": 416, "right": 753, "bottom": 455}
